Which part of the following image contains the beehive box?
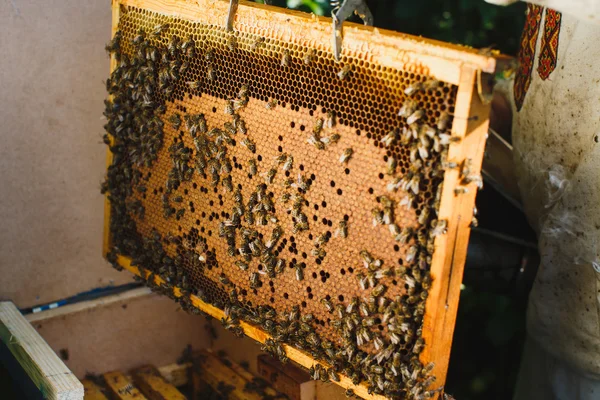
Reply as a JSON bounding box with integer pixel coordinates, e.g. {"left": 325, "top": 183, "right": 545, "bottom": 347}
{"left": 102, "top": 0, "right": 506, "bottom": 398}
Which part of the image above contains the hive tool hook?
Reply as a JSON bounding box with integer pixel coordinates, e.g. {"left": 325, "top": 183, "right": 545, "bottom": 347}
{"left": 226, "top": 0, "right": 239, "bottom": 31}
{"left": 332, "top": 0, "right": 374, "bottom": 61}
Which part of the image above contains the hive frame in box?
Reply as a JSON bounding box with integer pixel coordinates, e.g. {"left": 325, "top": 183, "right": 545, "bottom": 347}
{"left": 103, "top": 0, "right": 508, "bottom": 398}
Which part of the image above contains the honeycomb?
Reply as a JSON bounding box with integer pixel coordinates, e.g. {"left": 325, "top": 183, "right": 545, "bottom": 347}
{"left": 102, "top": 2, "right": 486, "bottom": 399}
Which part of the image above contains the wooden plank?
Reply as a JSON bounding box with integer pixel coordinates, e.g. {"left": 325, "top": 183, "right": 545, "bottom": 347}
{"left": 215, "top": 352, "right": 282, "bottom": 399}
{"left": 0, "top": 302, "right": 84, "bottom": 400}
{"left": 103, "top": 371, "right": 148, "bottom": 400}
{"left": 420, "top": 65, "right": 492, "bottom": 396}
{"left": 194, "top": 350, "right": 264, "bottom": 400}
{"left": 82, "top": 379, "right": 109, "bottom": 400}
{"left": 257, "top": 354, "right": 311, "bottom": 400}
{"left": 27, "top": 288, "right": 152, "bottom": 324}
{"left": 157, "top": 362, "right": 190, "bottom": 387}
{"left": 131, "top": 365, "right": 186, "bottom": 400}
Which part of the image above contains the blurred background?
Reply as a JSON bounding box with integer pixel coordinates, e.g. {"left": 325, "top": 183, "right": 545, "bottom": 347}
{"left": 264, "top": 1, "right": 532, "bottom": 399}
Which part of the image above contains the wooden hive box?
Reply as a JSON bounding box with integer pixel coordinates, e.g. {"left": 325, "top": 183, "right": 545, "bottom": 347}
{"left": 102, "top": 0, "right": 509, "bottom": 398}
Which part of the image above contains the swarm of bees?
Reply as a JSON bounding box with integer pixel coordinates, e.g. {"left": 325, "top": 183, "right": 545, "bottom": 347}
{"left": 101, "top": 12, "right": 471, "bottom": 399}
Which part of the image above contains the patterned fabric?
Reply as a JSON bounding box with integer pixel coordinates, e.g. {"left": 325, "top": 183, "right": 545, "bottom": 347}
{"left": 537, "top": 9, "right": 562, "bottom": 80}
{"left": 514, "top": 4, "right": 543, "bottom": 112}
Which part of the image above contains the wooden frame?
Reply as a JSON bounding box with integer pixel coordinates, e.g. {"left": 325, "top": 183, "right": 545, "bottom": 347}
{"left": 0, "top": 302, "right": 84, "bottom": 400}
{"left": 102, "top": 0, "right": 499, "bottom": 398}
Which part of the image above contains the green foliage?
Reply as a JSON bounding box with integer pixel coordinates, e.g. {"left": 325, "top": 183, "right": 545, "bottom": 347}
{"left": 268, "top": 0, "right": 526, "bottom": 55}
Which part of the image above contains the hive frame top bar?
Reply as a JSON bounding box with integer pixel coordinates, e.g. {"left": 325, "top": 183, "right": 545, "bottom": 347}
{"left": 105, "top": 0, "right": 498, "bottom": 398}
{"left": 116, "top": 0, "right": 505, "bottom": 83}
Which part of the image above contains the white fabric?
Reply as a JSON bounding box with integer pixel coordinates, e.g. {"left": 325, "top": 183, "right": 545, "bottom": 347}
{"left": 506, "top": 6, "right": 600, "bottom": 399}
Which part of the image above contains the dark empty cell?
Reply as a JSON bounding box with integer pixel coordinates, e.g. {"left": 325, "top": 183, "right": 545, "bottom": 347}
{"left": 212, "top": 107, "right": 217, "bottom": 112}
{"left": 257, "top": 155, "right": 263, "bottom": 161}
{"left": 312, "top": 272, "right": 318, "bottom": 279}
{"left": 270, "top": 287, "right": 275, "bottom": 294}
{"left": 340, "top": 268, "right": 346, "bottom": 275}
{"left": 320, "top": 270, "right": 325, "bottom": 277}
{"left": 321, "top": 201, "right": 327, "bottom": 208}
{"left": 159, "top": 187, "right": 163, "bottom": 193}
{"left": 330, "top": 180, "right": 336, "bottom": 188}
{"left": 313, "top": 215, "right": 318, "bottom": 222}
{"left": 291, "top": 121, "right": 296, "bottom": 128}
{"left": 278, "top": 146, "right": 283, "bottom": 152}
{"left": 345, "top": 168, "right": 350, "bottom": 175}
{"left": 201, "top": 212, "right": 206, "bottom": 217}
{"left": 285, "top": 171, "right": 290, "bottom": 177}
{"left": 327, "top": 220, "right": 333, "bottom": 227}
{"left": 190, "top": 207, "right": 195, "bottom": 213}
{"left": 213, "top": 187, "right": 217, "bottom": 193}
{"left": 278, "top": 135, "right": 283, "bottom": 141}
{"left": 310, "top": 174, "right": 316, "bottom": 180}
{"left": 348, "top": 267, "right": 354, "bottom": 273}
{"left": 302, "top": 252, "right": 307, "bottom": 259}
{"left": 308, "top": 293, "right": 314, "bottom": 300}
{"left": 299, "top": 164, "right": 304, "bottom": 171}
{"left": 208, "top": 230, "right": 212, "bottom": 236}
{"left": 338, "top": 295, "right": 344, "bottom": 302}
{"left": 326, "top": 272, "right": 330, "bottom": 278}
{"left": 321, "top": 276, "right": 327, "bottom": 283}
{"left": 394, "top": 245, "right": 400, "bottom": 252}
{"left": 192, "top": 183, "right": 197, "bottom": 189}
{"left": 209, "top": 200, "right": 214, "bottom": 206}
{"left": 290, "top": 236, "right": 295, "bottom": 243}
{"left": 321, "top": 218, "right": 327, "bottom": 225}
{"left": 356, "top": 129, "right": 361, "bottom": 136}
{"left": 300, "top": 125, "right": 305, "bottom": 131}
{"left": 196, "top": 219, "right": 200, "bottom": 225}
{"left": 283, "top": 293, "right": 289, "bottom": 299}
{"left": 336, "top": 188, "right": 343, "bottom": 196}
{"left": 200, "top": 227, "right": 205, "bottom": 233}
{"left": 301, "top": 301, "right": 307, "bottom": 308}
{"left": 253, "top": 289, "right": 258, "bottom": 295}
{"left": 316, "top": 259, "right": 321, "bottom": 265}
{"left": 392, "top": 280, "right": 398, "bottom": 286}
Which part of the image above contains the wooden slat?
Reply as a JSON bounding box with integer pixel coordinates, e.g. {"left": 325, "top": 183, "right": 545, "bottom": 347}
{"left": 0, "top": 302, "right": 84, "bottom": 400}
{"left": 131, "top": 365, "right": 186, "bottom": 400}
{"left": 157, "top": 362, "right": 191, "bottom": 387}
{"left": 257, "top": 354, "right": 312, "bottom": 400}
{"left": 26, "top": 288, "right": 152, "bottom": 324}
{"left": 82, "top": 379, "right": 109, "bottom": 400}
{"left": 421, "top": 65, "right": 492, "bottom": 395}
{"left": 194, "top": 350, "right": 264, "bottom": 400}
{"left": 103, "top": 371, "right": 148, "bottom": 400}
{"left": 215, "top": 352, "right": 282, "bottom": 399}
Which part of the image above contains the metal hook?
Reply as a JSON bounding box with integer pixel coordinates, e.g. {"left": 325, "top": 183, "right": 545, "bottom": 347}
{"left": 226, "top": 0, "right": 239, "bottom": 32}
{"left": 331, "top": 0, "right": 373, "bottom": 61}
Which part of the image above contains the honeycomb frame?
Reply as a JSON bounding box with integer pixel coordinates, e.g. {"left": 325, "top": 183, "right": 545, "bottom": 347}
{"left": 102, "top": 0, "right": 502, "bottom": 398}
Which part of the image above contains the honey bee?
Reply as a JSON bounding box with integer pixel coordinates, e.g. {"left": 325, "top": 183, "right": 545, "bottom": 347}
{"left": 311, "top": 247, "right": 326, "bottom": 259}
{"left": 431, "top": 219, "right": 447, "bottom": 237}
{"left": 335, "top": 220, "right": 348, "bottom": 238}
{"left": 407, "top": 109, "right": 425, "bottom": 125}
{"left": 168, "top": 113, "right": 182, "bottom": 130}
{"left": 295, "top": 264, "right": 304, "bottom": 281}
{"left": 398, "top": 99, "right": 417, "bottom": 118}
{"left": 418, "top": 207, "right": 429, "bottom": 226}
{"left": 224, "top": 100, "right": 235, "bottom": 115}
{"left": 454, "top": 185, "right": 469, "bottom": 195}
{"left": 321, "top": 133, "right": 340, "bottom": 146}
{"left": 321, "top": 298, "right": 334, "bottom": 313}
{"left": 404, "top": 81, "right": 424, "bottom": 96}
{"left": 235, "top": 118, "right": 247, "bottom": 134}
{"left": 176, "top": 208, "right": 185, "bottom": 218}
{"left": 339, "top": 148, "right": 353, "bottom": 164}
{"left": 406, "top": 245, "right": 418, "bottom": 263}
{"left": 280, "top": 192, "right": 290, "bottom": 203}
{"left": 280, "top": 49, "right": 291, "bottom": 67}
{"left": 206, "top": 65, "right": 216, "bottom": 81}
{"left": 152, "top": 23, "right": 169, "bottom": 37}
{"left": 250, "top": 37, "right": 265, "bottom": 51}
{"left": 437, "top": 111, "right": 451, "bottom": 131}
{"left": 328, "top": 369, "right": 340, "bottom": 382}
{"left": 246, "top": 158, "right": 257, "bottom": 176}
{"left": 371, "top": 208, "right": 384, "bottom": 226}
{"left": 186, "top": 80, "right": 202, "bottom": 90}
{"left": 386, "top": 156, "right": 397, "bottom": 175}
{"left": 382, "top": 129, "right": 398, "bottom": 147}
{"left": 266, "top": 98, "right": 277, "bottom": 109}
{"left": 227, "top": 34, "right": 237, "bottom": 51}
{"left": 283, "top": 155, "right": 293, "bottom": 171}
{"left": 337, "top": 65, "right": 351, "bottom": 80}
{"left": 308, "top": 134, "right": 325, "bottom": 150}
{"left": 263, "top": 168, "right": 277, "bottom": 184}
{"left": 396, "top": 227, "right": 414, "bottom": 244}
{"left": 249, "top": 272, "right": 261, "bottom": 288}
{"left": 303, "top": 49, "right": 316, "bottom": 65}
{"left": 241, "top": 137, "right": 256, "bottom": 152}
